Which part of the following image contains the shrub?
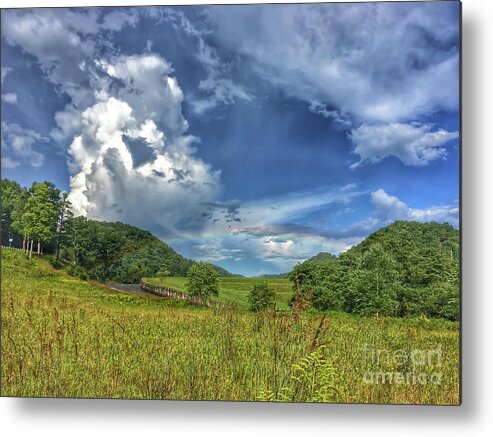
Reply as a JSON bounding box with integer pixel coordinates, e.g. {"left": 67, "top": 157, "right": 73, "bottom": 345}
{"left": 185, "top": 262, "right": 220, "bottom": 300}
{"left": 66, "top": 265, "right": 90, "bottom": 281}
{"left": 248, "top": 281, "right": 275, "bottom": 312}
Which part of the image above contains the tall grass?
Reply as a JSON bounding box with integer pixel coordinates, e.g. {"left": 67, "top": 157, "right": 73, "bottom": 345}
{"left": 1, "top": 250, "right": 459, "bottom": 403}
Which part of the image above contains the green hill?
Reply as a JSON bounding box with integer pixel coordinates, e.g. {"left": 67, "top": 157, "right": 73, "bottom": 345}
{"left": 212, "top": 265, "right": 244, "bottom": 278}
{"left": 0, "top": 178, "right": 238, "bottom": 283}
{"left": 256, "top": 272, "right": 289, "bottom": 279}
{"left": 65, "top": 217, "right": 237, "bottom": 283}
{"left": 290, "top": 221, "right": 459, "bottom": 320}
{"left": 341, "top": 220, "right": 459, "bottom": 289}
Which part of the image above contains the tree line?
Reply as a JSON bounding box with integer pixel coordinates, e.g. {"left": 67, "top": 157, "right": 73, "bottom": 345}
{"left": 1, "top": 178, "right": 233, "bottom": 283}
{"left": 1, "top": 179, "right": 73, "bottom": 259}
{"left": 288, "top": 221, "right": 460, "bottom": 321}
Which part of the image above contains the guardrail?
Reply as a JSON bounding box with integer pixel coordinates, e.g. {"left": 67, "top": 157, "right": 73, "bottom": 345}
{"left": 140, "top": 280, "right": 230, "bottom": 308}
{"left": 2, "top": 245, "right": 27, "bottom": 253}
{"left": 1, "top": 245, "right": 42, "bottom": 256}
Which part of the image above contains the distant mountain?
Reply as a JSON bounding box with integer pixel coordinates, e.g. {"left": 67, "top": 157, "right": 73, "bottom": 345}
{"left": 256, "top": 272, "right": 289, "bottom": 279}
{"left": 212, "top": 265, "right": 244, "bottom": 278}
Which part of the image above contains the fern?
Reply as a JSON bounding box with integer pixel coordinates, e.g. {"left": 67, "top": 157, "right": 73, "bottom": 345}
{"left": 258, "top": 345, "right": 341, "bottom": 402}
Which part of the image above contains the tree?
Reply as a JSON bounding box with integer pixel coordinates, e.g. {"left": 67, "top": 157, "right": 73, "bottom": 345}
{"left": 55, "top": 193, "right": 73, "bottom": 263}
{"left": 0, "top": 179, "right": 24, "bottom": 246}
{"left": 289, "top": 261, "right": 317, "bottom": 312}
{"left": 22, "top": 183, "right": 58, "bottom": 257}
{"left": 311, "top": 261, "right": 346, "bottom": 311}
{"left": 248, "top": 281, "right": 275, "bottom": 312}
{"left": 68, "top": 216, "right": 99, "bottom": 267}
{"left": 185, "top": 263, "right": 220, "bottom": 300}
{"left": 11, "top": 188, "right": 30, "bottom": 251}
{"left": 349, "top": 244, "right": 400, "bottom": 316}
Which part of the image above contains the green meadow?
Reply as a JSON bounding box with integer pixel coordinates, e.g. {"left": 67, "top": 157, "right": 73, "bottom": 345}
{"left": 143, "top": 276, "right": 293, "bottom": 310}
{"left": 1, "top": 249, "right": 459, "bottom": 404}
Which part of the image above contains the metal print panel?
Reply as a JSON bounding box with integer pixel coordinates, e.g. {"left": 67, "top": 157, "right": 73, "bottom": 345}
{"left": 0, "top": 1, "right": 461, "bottom": 404}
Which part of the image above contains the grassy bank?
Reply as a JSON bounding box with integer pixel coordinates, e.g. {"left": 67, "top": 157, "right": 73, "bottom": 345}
{"left": 1, "top": 250, "right": 459, "bottom": 403}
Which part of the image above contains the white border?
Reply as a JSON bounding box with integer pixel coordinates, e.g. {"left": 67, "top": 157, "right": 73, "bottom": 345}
{"left": 1, "top": 0, "right": 492, "bottom": 435}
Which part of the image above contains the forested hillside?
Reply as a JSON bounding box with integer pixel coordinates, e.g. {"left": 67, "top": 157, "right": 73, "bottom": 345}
{"left": 0, "top": 179, "right": 235, "bottom": 282}
{"left": 290, "top": 221, "right": 460, "bottom": 320}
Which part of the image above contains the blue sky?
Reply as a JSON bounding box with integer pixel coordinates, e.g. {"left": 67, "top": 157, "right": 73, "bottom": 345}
{"left": 1, "top": 3, "right": 460, "bottom": 276}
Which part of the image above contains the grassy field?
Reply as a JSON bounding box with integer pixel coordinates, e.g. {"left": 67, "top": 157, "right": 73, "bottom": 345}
{"left": 144, "top": 276, "right": 293, "bottom": 310}
{"left": 1, "top": 249, "right": 460, "bottom": 403}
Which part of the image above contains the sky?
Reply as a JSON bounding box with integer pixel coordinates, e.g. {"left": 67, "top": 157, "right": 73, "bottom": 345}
{"left": 1, "top": 2, "right": 460, "bottom": 276}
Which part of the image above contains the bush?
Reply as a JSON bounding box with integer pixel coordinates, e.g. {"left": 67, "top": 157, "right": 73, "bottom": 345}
{"left": 248, "top": 281, "right": 275, "bottom": 312}
{"left": 66, "top": 265, "right": 90, "bottom": 281}
{"left": 44, "top": 254, "right": 63, "bottom": 269}
{"left": 185, "top": 263, "right": 220, "bottom": 300}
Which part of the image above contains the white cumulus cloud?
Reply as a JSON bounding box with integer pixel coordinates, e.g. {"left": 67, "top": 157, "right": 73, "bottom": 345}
{"left": 1, "top": 157, "right": 19, "bottom": 169}
{"left": 1, "top": 93, "right": 17, "bottom": 104}
{"left": 334, "top": 189, "right": 459, "bottom": 239}
{"left": 3, "top": 9, "right": 223, "bottom": 240}
{"left": 349, "top": 123, "right": 458, "bottom": 167}
{"left": 371, "top": 189, "right": 458, "bottom": 226}
{"left": 1, "top": 67, "right": 12, "bottom": 83}
{"left": 65, "top": 55, "right": 222, "bottom": 237}
{"left": 1, "top": 122, "right": 45, "bottom": 168}
{"left": 207, "top": 2, "right": 459, "bottom": 124}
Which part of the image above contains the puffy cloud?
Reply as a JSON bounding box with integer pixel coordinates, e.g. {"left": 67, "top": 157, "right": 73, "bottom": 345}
{"left": 1, "top": 93, "right": 17, "bottom": 104}
{"left": 65, "top": 56, "right": 221, "bottom": 237}
{"left": 95, "top": 54, "right": 189, "bottom": 140}
{"left": 2, "top": 9, "right": 100, "bottom": 107}
{"left": 328, "top": 189, "right": 459, "bottom": 240}
{"left": 371, "top": 189, "right": 459, "bottom": 226}
{"left": 371, "top": 189, "right": 409, "bottom": 221}
{"left": 207, "top": 2, "right": 459, "bottom": 124}
{"left": 349, "top": 122, "right": 459, "bottom": 167}
{"left": 2, "top": 8, "right": 150, "bottom": 108}
{"left": 1, "top": 67, "right": 12, "bottom": 83}
{"left": 1, "top": 122, "right": 44, "bottom": 168}
{"left": 205, "top": 2, "right": 460, "bottom": 172}
{"left": 1, "top": 157, "right": 19, "bottom": 169}
{"left": 3, "top": 9, "right": 222, "bottom": 239}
